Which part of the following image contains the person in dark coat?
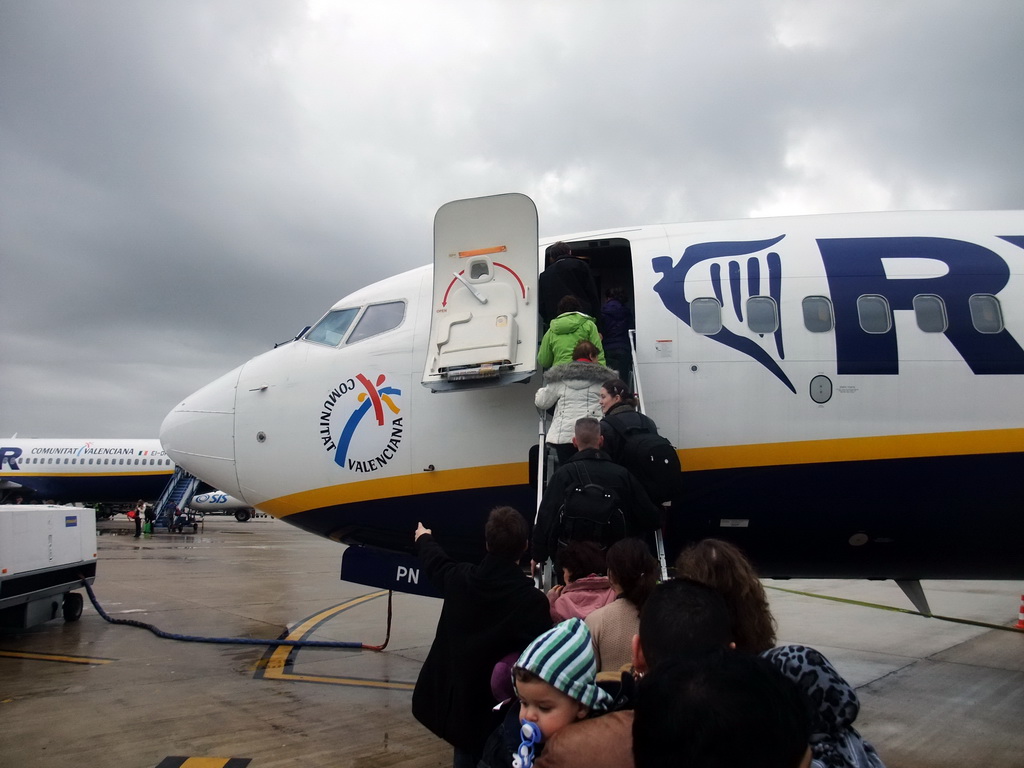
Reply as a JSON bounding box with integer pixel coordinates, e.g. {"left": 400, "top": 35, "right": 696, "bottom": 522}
{"left": 531, "top": 418, "right": 660, "bottom": 571}
{"left": 600, "top": 287, "right": 634, "bottom": 384}
{"left": 597, "top": 379, "right": 660, "bottom": 465}
{"left": 132, "top": 498, "right": 143, "bottom": 538}
{"left": 539, "top": 242, "right": 600, "bottom": 327}
{"left": 412, "top": 506, "right": 553, "bottom": 768}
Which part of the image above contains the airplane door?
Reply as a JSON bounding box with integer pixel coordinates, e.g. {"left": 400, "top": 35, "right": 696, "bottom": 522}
{"left": 422, "top": 193, "right": 539, "bottom": 392}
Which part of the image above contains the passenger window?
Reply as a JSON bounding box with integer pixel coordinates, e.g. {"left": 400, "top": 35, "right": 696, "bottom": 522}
{"left": 969, "top": 294, "right": 1004, "bottom": 333}
{"left": 802, "top": 296, "right": 834, "bottom": 332}
{"left": 913, "top": 294, "right": 947, "bottom": 333}
{"left": 689, "top": 298, "right": 723, "bottom": 335}
{"left": 305, "top": 307, "right": 360, "bottom": 346}
{"left": 857, "top": 295, "right": 891, "bottom": 334}
{"left": 347, "top": 301, "right": 406, "bottom": 344}
{"left": 470, "top": 260, "right": 490, "bottom": 279}
{"left": 746, "top": 297, "right": 779, "bottom": 334}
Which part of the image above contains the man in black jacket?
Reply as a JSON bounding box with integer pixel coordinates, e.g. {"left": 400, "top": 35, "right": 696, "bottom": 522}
{"left": 539, "top": 241, "right": 600, "bottom": 327}
{"left": 413, "top": 506, "right": 552, "bottom": 768}
{"left": 531, "top": 418, "right": 661, "bottom": 572}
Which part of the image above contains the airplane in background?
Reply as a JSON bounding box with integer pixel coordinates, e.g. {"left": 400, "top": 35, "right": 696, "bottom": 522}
{"left": 188, "top": 491, "right": 258, "bottom": 522}
{"left": 0, "top": 439, "right": 174, "bottom": 514}
{"left": 0, "top": 438, "right": 255, "bottom": 521}
{"left": 160, "top": 194, "right": 1024, "bottom": 612}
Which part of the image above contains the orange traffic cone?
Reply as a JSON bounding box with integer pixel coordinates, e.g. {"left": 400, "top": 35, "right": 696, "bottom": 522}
{"left": 1016, "top": 595, "right": 1024, "bottom": 630}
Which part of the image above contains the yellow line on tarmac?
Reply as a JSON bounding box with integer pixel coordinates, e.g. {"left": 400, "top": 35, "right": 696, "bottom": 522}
{"left": 267, "top": 671, "right": 415, "bottom": 690}
{"left": 281, "top": 590, "right": 387, "bottom": 639}
{"left": 257, "top": 591, "right": 416, "bottom": 690}
{"left": 0, "top": 649, "right": 114, "bottom": 665}
{"left": 765, "top": 585, "right": 1024, "bottom": 633}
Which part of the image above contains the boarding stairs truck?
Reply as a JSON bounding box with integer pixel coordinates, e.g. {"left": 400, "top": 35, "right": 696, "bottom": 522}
{"left": 0, "top": 505, "right": 96, "bottom": 630}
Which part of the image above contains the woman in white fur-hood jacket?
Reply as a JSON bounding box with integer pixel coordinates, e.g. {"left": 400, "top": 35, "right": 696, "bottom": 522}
{"left": 535, "top": 340, "right": 618, "bottom": 465}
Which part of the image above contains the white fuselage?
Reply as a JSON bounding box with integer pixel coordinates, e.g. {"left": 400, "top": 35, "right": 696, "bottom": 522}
{"left": 161, "top": 209, "right": 1024, "bottom": 579}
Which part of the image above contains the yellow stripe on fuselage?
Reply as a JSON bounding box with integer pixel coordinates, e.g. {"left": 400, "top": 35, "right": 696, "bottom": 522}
{"left": 684, "top": 426, "right": 1024, "bottom": 471}
{"left": 260, "top": 428, "right": 1023, "bottom": 518}
{"left": 261, "top": 463, "right": 526, "bottom": 518}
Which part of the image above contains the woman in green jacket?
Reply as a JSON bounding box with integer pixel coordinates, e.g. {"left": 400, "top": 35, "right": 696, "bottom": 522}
{"left": 538, "top": 295, "right": 605, "bottom": 369}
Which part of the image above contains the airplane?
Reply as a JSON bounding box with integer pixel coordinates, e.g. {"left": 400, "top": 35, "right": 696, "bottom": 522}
{"left": 187, "top": 491, "right": 258, "bottom": 522}
{"left": 159, "top": 193, "right": 1024, "bottom": 612}
{"left": 0, "top": 438, "right": 175, "bottom": 513}
{"left": 0, "top": 438, "right": 256, "bottom": 521}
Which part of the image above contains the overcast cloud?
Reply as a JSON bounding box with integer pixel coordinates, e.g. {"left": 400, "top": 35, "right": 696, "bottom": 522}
{"left": 2, "top": 0, "right": 1022, "bottom": 437}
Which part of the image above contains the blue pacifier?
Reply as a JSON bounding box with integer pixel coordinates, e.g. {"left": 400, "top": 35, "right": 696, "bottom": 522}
{"left": 511, "top": 719, "right": 542, "bottom": 768}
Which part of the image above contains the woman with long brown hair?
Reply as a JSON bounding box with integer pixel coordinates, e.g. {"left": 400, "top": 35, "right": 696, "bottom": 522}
{"left": 585, "top": 537, "right": 658, "bottom": 673}
{"left": 675, "top": 539, "right": 886, "bottom": 768}
{"left": 674, "top": 538, "right": 777, "bottom": 653}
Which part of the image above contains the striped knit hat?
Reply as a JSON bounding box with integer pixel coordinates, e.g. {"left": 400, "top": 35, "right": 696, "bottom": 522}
{"left": 514, "top": 618, "right": 613, "bottom": 711}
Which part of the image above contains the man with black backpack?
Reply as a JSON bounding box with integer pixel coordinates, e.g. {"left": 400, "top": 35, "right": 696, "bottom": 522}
{"left": 532, "top": 418, "right": 661, "bottom": 576}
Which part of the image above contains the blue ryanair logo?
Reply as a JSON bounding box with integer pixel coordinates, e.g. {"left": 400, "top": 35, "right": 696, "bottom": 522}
{"left": 651, "top": 234, "right": 1024, "bottom": 390}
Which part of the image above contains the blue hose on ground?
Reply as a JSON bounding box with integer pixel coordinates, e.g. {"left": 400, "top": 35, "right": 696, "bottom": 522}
{"left": 80, "top": 578, "right": 382, "bottom": 649}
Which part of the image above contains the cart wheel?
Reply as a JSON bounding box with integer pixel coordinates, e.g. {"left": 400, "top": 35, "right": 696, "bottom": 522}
{"left": 63, "top": 592, "right": 84, "bottom": 622}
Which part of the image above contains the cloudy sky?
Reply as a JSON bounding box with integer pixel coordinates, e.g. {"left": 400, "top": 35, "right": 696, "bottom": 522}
{"left": 2, "top": 1, "right": 1022, "bottom": 438}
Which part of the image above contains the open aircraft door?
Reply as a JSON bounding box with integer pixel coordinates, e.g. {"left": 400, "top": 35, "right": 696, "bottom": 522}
{"left": 422, "top": 193, "right": 539, "bottom": 392}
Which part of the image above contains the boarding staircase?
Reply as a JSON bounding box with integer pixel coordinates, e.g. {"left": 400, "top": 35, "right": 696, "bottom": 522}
{"left": 532, "top": 329, "right": 669, "bottom": 590}
{"left": 626, "top": 329, "right": 670, "bottom": 580}
{"left": 152, "top": 467, "right": 201, "bottom": 529}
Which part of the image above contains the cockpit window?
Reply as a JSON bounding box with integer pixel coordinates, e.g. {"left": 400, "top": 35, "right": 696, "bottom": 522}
{"left": 347, "top": 301, "right": 407, "bottom": 344}
{"left": 305, "top": 308, "right": 359, "bottom": 346}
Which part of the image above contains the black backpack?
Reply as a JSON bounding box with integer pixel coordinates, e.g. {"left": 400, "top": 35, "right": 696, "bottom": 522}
{"left": 556, "top": 463, "right": 626, "bottom": 551}
{"left": 605, "top": 415, "right": 682, "bottom": 503}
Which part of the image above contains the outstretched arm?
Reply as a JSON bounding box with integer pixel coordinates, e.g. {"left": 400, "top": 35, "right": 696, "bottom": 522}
{"left": 414, "top": 522, "right": 466, "bottom": 592}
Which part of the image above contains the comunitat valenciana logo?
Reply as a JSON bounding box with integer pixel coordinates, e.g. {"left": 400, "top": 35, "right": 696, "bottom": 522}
{"left": 319, "top": 373, "right": 403, "bottom": 473}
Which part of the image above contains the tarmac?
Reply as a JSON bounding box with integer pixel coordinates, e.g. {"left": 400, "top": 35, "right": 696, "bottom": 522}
{"left": 1, "top": 514, "right": 1022, "bottom": 768}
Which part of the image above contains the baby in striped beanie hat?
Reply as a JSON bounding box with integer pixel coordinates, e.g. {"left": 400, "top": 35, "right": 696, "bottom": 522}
{"left": 512, "top": 617, "right": 614, "bottom": 741}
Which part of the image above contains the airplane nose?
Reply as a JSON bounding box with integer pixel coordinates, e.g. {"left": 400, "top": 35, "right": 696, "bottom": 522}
{"left": 160, "top": 365, "right": 244, "bottom": 498}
